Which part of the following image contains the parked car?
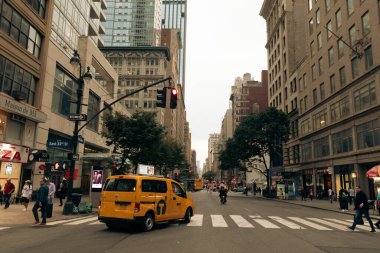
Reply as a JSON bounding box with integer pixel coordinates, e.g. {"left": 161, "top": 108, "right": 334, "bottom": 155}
{"left": 232, "top": 186, "right": 245, "bottom": 192}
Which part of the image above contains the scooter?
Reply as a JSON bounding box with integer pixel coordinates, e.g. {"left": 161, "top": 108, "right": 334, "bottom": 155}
{"left": 220, "top": 195, "right": 227, "bottom": 204}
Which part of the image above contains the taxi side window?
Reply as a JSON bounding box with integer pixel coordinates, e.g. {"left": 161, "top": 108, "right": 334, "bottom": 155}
{"left": 142, "top": 180, "right": 168, "bottom": 193}
{"left": 115, "top": 179, "right": 136, "bottom": 192}
{"left": 104, "top": 179, "right": 115, "bottom": 191}
{"left": 171, "top": 182, "right": 186, "bottom": 198}
{"left": 156, "top": 181, "right": 168, "bottom": 193}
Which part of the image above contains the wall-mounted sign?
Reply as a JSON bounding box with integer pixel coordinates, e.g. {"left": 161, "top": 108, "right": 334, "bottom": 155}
{"left": 92, "top": 169, "right": 103, "bottom": 190}
{"left": 0, "top": 94, "right": 47, "bottom": 123}
{"left": 0, "top": 143, "right": 29, "bottom": 163}
{"left": 47, "top": 139, "right": 70, "bottom": 148}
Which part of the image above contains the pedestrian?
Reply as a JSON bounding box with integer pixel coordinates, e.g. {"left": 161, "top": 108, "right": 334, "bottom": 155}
{"left": 328, "top": 188, "right": 333, "bottom": 203}
{"left": 339, "top": 188, "right": 349, "bottom": 211}
{"left": 57, "top": 180, "right": 67, "bottom": 206}
{"left": 284, "top": 183, "right": 289, "bottom": 200}
{"left": 348, "top": 186, "right": 376, "bottom": 232}
{"left": 309, "top": 188, "right": 314, "bottom": 201}
{"left": 3, "top": 179, "right": 15, "bottom": 209}
{"left": 0, "top": 183, "right": 3, "bottom": 205}
{"left": 21, "top": 180, "right": 33, "bottom": 211}
{"left": 349, "top": 187, "right": 355, "bottom": 206}
{"left": 32, "top": 178, "right": 49, "bottom": 225}
{"left": 46, "top": 178, "right": 56, "bottom": 218}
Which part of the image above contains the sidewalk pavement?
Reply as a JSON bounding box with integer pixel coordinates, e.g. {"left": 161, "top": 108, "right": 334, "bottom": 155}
{"left": 231, "top": 191, "right": 380, "bottom": 221}
{"left": 0, "top": 195, "right": 98, "bottom": 225}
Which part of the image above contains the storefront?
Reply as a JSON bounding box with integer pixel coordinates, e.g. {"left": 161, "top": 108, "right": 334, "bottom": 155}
{"left": 334, "top": 165, "right": 354, "bottom": 191}
{"left": 367, "top": 165, "right": 380, "bottom": 200}
{"left": 302, "top": 169, "right": 313, "bottom": 191}
{"left": 0, "top": 142, "right": 30, "bottom": 195}
{"left": 315, "top": 167, "right": 332, "bottom": 199}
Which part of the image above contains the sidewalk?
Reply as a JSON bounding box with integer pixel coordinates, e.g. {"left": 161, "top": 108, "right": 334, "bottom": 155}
{"left": 0, "top": 195, "right": 97, "bottom": 225}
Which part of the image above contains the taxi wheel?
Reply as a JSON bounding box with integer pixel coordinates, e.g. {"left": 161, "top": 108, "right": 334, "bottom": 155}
{"left": 184, "top": 208, "right": 192, "bottom": 223}
{"left": 142, "top": 213, "right": 155, "bottom": 232}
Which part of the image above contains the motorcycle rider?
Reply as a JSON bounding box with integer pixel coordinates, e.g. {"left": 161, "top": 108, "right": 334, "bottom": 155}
{"left": 219, "top": 185, "right": 228, "bottom": 203}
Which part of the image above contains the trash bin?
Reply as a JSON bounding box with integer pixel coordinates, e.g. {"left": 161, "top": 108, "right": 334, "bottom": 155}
{"left": 71, "top": 193, "right": 82, "bottom": 206}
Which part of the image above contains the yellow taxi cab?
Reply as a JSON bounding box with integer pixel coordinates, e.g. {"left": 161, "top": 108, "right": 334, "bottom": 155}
{"left": 98, "top": 174, "right": 195, "bottom": 231}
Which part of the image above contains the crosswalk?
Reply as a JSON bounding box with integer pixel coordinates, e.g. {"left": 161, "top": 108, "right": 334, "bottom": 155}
{"left": 0, "top": 214, "right": 377, "bottom": 232}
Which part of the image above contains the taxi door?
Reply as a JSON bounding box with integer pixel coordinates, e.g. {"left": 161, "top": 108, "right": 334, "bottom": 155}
{"left": 154, "top": 180, "right": 170, "bottom": 222}
{"left": 169, "top": 181, "right": 188, "bottom": 219}
{"left": 139, "top": 179, "right": 169, "bottom": 222}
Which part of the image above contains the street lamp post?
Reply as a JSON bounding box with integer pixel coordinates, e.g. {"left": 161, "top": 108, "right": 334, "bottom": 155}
{"left": 63, "top": 50, "right": 92, "bottom": 215}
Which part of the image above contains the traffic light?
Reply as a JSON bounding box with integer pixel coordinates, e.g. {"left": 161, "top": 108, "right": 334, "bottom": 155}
{"left": 170, "top": 87, "right": 178, "bottom": 109}
{"left": 156, "top": 87, "right": 167, "bottom": 108}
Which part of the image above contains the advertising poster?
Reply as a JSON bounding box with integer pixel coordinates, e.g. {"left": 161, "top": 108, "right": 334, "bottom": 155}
{"left": 92, "top": 169, "right": 103, "bottom": 189}
{"left": 138, "top": 164, "right": 155, "bottom": 175}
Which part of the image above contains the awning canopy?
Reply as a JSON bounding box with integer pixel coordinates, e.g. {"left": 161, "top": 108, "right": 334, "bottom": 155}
{"left": 366, "top": 165, "right": 380, "bottom": 178}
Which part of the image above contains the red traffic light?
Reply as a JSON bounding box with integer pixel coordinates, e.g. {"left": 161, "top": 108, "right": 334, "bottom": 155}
{"left": 171, "top": 88, "right": 178, "bottom": 96}
{"left": 170, "top": 88, "right": 178, "bottom": 109}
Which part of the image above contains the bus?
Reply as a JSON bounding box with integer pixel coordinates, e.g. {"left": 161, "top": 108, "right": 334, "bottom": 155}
{"left": 194, "top": 178, "right": 203, "bottom": 191}
{"left": 181, "top": 178, "right": 203, "bottom": 191}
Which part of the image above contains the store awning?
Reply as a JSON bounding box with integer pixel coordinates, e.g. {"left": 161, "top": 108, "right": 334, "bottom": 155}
{"left": 366, "top": 165, "right": 380, "bottom": 178}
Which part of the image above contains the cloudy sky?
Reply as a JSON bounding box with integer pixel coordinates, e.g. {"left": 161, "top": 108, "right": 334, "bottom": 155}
{"left": 185, "top": 0, "right": 267, "bottom": 168}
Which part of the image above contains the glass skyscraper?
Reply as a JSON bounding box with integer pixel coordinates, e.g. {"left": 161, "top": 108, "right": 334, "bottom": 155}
{"left": 162, "top": 0, "right": 187, "bottom": 90}
{"left": 102, "top": 0, "right": 162, "bottom": 46}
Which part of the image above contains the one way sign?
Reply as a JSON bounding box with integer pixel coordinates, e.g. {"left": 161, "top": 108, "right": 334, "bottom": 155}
{"left": 68, "top": 114, "right": 87, "bottom": 121}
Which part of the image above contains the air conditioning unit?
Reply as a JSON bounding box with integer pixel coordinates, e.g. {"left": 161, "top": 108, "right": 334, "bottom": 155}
{"left": 11, "top": 90, "right": 26, "bottom": 101}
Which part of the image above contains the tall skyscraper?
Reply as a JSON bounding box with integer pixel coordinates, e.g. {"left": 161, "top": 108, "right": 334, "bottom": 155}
{"left": 102, "top": 0, "right": 163, "bottom": 46}
{"left": 162, "top": 0, "right": 187, "bottom": 92}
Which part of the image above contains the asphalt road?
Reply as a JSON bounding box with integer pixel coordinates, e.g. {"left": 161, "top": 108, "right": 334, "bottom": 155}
{"left": 0, "top": 191, "right": 379, "bottom": 253}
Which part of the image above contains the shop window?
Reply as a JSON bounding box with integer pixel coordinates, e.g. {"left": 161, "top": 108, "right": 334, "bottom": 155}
{"left": 332, "top": 128, "right": 353, "bottom": 154}
{"left": 314, "top": 136, "right": 330, "bottom": 158}
{"left": 357, "top": 119, "right": 380, "bottom": 149}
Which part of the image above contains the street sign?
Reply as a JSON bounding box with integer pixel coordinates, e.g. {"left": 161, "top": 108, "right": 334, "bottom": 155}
{"left": 68, "top": 114, "right": 87, "bottom": 121}
{"left": 78, "top": 135, "right": 84, "bottom": 144}
{"left": 68, "top": 153, "right": 80, "bottom": 160}
{"left": 72, "top": 154, "right": 79, "bottom": 160}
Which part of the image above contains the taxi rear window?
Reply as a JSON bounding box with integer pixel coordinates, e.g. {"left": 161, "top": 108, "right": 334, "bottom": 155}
{"left": 103, "top": 178, "right": 136, "bottom": 192}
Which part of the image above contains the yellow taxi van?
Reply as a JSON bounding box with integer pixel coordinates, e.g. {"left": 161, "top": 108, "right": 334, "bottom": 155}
{"left": 98, "top": 174, "right": 195, "bottom": 231}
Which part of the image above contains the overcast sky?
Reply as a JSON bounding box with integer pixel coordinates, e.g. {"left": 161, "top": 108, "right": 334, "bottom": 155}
{"left": 185, "top": 0, "right": 267, "bottom": 168}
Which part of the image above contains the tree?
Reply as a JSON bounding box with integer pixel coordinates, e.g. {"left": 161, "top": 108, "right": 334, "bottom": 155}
{"left": 202, "top": 171, "right": 216, "bottom": 181}
{"left": 102, "top": 111, "right": 165, "bottom": 174}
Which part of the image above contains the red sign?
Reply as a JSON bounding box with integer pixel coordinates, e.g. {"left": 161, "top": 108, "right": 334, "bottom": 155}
{"left": 0, "top": 143, "right": 29, "bottom": 163}
{"left": 39, "top": 164, "right": 46, "bottom": 171}
{"left": 65, "top": 169, "right": 78, "bottom": 180}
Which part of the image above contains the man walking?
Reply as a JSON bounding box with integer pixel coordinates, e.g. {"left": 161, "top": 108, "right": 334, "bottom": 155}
{"left": 348, "top": 186, "right": 376, "bottom": 232}
{"left": 3, "top": 179, "right": 15, "bottom": 209}
{"left": 32, "top": 178, "right": 49, "bottom": 225}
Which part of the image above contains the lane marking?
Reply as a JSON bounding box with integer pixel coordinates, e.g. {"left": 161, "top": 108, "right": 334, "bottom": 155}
{"left": 250, "top": 216, "right": 280, "bottom": 228}
{"left": 325, "top": 218, "right": 367, "bottom": 231}
{"left": 64, "top": 216, "right": 99, "bottom": 225}
{"left": 268, "top": 216, "right": 306, "bottom": 229}
{"left": 230, "top": 215, "right": 254, "bottom": 228}
{"left": 287, "top": 217, "right": 332, "bottom": 230}
{"left": 211, "top": 215, "right": 228, "bottom": 227}
{"left": 47, "top": 216, "right": 95, "bottom": 226}
{"left": 88, "top": 221, "right": 101, "bottom": 225}
{"left": 307, "top": 218, "right": 350, "bottom": 231}
{"left": 0, "top": 227, "right": 10, "bottom": 230}
{"left": 187, "top": 214, "right": 203, "bottom": 227}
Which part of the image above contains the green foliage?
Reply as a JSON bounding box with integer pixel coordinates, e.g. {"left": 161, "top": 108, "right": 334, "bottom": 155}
{"left": 202, "top": 170, "right": 216, "bottom": 181}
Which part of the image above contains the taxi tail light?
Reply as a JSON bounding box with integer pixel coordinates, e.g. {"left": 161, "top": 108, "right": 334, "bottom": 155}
{"left": 98, "top": 200, "right": 101, "bottom": 209}
{"left": 134, "top": 203, "right": 140, "bottom": 213}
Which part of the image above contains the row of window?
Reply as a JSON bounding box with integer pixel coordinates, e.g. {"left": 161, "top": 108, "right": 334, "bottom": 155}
{"left": 0, "top": 55, "right": 36, "bottom": 106}
{"left": 25, "top": 0, "right": 46, "bottom": 19}
{"left": 301, "top": 117, "right": 380, "bottom": 162}
{"left": 0, "top": 0, "right": 43, "bottom": 58}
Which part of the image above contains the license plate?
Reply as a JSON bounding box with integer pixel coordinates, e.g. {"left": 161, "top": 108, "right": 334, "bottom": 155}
{"left": 120, "top": 204, "right": 127, "bottom": 209}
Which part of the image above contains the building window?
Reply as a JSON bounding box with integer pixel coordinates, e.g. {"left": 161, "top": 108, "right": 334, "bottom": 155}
{"left": 312, "top": 64, "right": 316, "bottom": 81}
{"left": 310, "top": 41, "right": 315, "bottom": 57}
{"left": 357, "top": 119, "right": 380, "bottom": 149}
{"left": 304, "top": 95, "right": 308, "bottom": 111}
{"left": 332, "top": 128, "right": 353, "bottom": 154}
{"left": 0, "top": 55, "right": 36, "bottom": 105}
{"left": 328, "top": 47, "right": 334, "bottom": 66}
{"left": 25, "top": 0, "right": 46, "bottom": 19}
{"left": 317, "top": 32, "right": 322, "bottom": 49}
{"left": 347, "top": 0, "right": 354, "bottom": 16}
{"left": 351, "top": 57, "right": 359, "bottom": 79}
{"left": 316, "top": 8, "right": 321, "bottom": 25}
{"left": 308, "top": 0, "right": 313, "bottom": 11}
{"left": 302, "top": 142, "right": 312, "bottom": 161}
{"left": 0, "top": 2, "right": 42, "bottom": 58}
{"left": 327, "top": 20, "right": 332, "bottom": 38}
{"left": 325, "top": 0, "right": 331, "bottom": 13}
{"left": 313, "top": 109, "right": 327, "bottom": 130}
{"left": 314, "top": 136, "right": 330, "bottom": 158}
{"left": 301, "top": 119, "right": 311, "bottom": 135}
{"left": 349, "top": 25, "right": 356, "bottom": 45}
{"left": 364, "top": 46, "right": 373, "bottom": 69}
{"left": 361, "top": 11, "right": 371, "bottom": 36}
{"left": 330, "top": 96, "right": 350, "bottom": 122}
{"left": 309, "top": 18, "right": 314, "bottom": 34}
{"left": 318, "top": 57, "right": 324, "bottom": 75}
{"left": 320, "top": 83, "right": 325, "bottom": 100}
{"left": 51, "top": 67, "right": 78, "bottom": 117}
{"left": 330, "top": 74, "right": 336, "bottom": 93}
{"left": 87, "top": 91, "right": 101, "bottom": 132}
{"left": 339, "top": 66, "right": 346, "bottom": 87}
{"left": 313, "top": 88, "right": 318, "bottom": 105}
{"left": 354, "top": 81, "right": 376, "bottom": 111}
{"left": 338, "top": 40, "right": 344, "bottom": 58}
{"left": 336, "top": 9, "right": 342, "bottom": 29}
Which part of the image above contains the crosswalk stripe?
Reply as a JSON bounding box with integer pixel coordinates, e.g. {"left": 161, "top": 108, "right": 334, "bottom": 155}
{"left": 0, "top": 227, "right": 10, "bottom": 230}
{"left": 250, "top": 216, "right": 280, "bottom": 228}
{"left": 88, "top": 221, "right": 101, "bottom": 225}
{"left": 211, "top": 215, "right": 228, "bottom": 227}
{"left": 64, "top": 216, "right": 98, "bottom": 225}
{"left": 268, "top": 216, "right": 305, "bottom": 229}
{"left": 288, "top": 217, "right": 332, "bottom": 230}
{"left": 230, "top": 215, "right": 254, "bottom": 228}
{"left": 187, "top": 214, "right": 203, "bottom": 227}
{"left": 307, "top": 218, "right": 350, "bottom": 231}
{"left": 325, "top": 218, "right": 367, "bottom": 231}
{"left": 47, "top": 216, "right": 94, "bottom": 226}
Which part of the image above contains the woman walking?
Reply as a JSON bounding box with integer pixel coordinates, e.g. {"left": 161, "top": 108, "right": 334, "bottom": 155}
{"left": 21, "top": 180, "right": 32, "bottom": 211}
